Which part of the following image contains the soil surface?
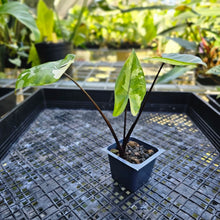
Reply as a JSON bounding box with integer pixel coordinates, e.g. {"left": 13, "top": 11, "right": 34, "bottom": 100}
{"left": 110, "top": 140, "right": 155, "bottom": 164}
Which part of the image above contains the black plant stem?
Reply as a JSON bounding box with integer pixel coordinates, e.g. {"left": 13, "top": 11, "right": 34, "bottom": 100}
{"left": 122, "top": 63, "right": 165, "bottom": 151}
{"left": 123, "top": 104, "right": 128, "bottom": 141}
{"left": 64, "top": 73, "right": 124, "bottom": 156}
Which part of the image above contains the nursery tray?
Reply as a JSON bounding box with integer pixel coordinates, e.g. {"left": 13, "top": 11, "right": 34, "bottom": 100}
{"left": 0, "top": 88, "right": 219, "bottom": 220}
{"left": 0, "top": 88, "right": 16, "bottom": 118}
{"left": 208, "top": 95, "right": 220, "bottom": 112}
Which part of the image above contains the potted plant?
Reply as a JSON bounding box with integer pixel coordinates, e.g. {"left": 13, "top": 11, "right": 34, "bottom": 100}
{"left": 0, "top": 1, "right": 40, "bottom": 70}
{"left": 32, "top": 0, "right": 88, "bottom": 68}
{"left": 15, "top": 50, "right": 206, "bottom": 192}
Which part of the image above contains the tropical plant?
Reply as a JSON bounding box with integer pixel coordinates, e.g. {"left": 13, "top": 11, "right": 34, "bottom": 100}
{"left": 63, "top": 0, "right": 162, "bottom": 49}
{"left": 27, "top": 0, "right": 88, "bottom": 66}
{"left": 34, "top": 0, "right": 88, "bottom": 44}
{"left": 0, "top": 1, "right": 40, "bottom": 68}
{"left": 15, "top": 51, "right": 206, "bottom": 159}
{"left": 157, "top": 0, "right": 220, "bottom": 83}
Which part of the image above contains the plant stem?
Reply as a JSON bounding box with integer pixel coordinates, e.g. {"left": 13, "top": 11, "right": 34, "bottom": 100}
{"left": 123, "top": 104, "right": 127, "bottom": 141}
{"left": 54, "top": 9, "right": 67, "bottom": 42}
{"left": 63, "top": 73, "right": 124, "bottom": 156}
{"left": 68, "top": 0, "right": 88, "bottom": 45}
{"left": 122, "top": 63, "right": 165, "bottom": 149}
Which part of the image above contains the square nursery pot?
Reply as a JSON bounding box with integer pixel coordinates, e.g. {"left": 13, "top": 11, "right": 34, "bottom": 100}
{"left": 103, "top": 137, "right": 165, "bottom": 192}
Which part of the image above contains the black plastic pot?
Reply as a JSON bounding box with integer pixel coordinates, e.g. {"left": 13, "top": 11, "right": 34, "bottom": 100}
{"left": 35, "top": 42, "right": 72, "bottom": 63}
{"left": 35, "top": 42, "right": 73, "bottom": 75}
{"left": 103, "top": 137, "right": 165, "bottom": 192}
{"left": 0, "top": 45, "right": 5, "bottom": 71}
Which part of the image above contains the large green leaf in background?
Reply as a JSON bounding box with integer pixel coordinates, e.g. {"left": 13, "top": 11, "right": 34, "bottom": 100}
{"left": 157, "top": 66, "right": 194, "bottom": 84}
{"left": 142, "top": 12, "right": 157, "bottom": 44}
{"left": 0, "top": 2, "right": 40, "bottom": 41}
{"left": 145, "top": 53, "right": 207, "bottom": 84}
{"left": 16, "top": 54, "right": 75, "bottom": 89}
{"left": 36, "top": 0, "right": 54, "bottom": 42}
{"left": 113, "top": 50, "right": 146, "bottom": 117}
{"left": 167, "top": 37, "right": 197, "bottom": 51}
{"left": 145, "top": 53, "right": 207, "bottom": 67}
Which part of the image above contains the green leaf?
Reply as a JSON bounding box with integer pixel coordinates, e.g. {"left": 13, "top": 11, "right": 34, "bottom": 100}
{"left": 157, "top": 66, "right": 194, "bottom": 84}
{"left": 145, "top": 53, "right": 207, "bottom": 67}
{"left": 167, "top": 37, "right": 197, "bottom": 51}
{"left": 142, "top": 12, "right": 157, "bottom": 44}
{"left": 9, "top": 57, "right": 21, "bottom": 67}
{"left": 16, "top": 54, "right": 75, "bottom": 89}
{"left": 0, "top": 2, "right": 40, "bottom": 41}
{"left": 36, "top": 0, "right": 54, "bottom": 42}
{"left": 206, "top": 65, "right": 220, "bottom": 76}
{"left": 28, "top": 43, "right": 40, "bottom": 67}
{"left": 113, "top": 50, "right": 146, "bottom": 117}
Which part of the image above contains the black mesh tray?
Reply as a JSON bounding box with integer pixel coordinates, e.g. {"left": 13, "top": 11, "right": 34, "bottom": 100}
{"left": 0, "top": 88, "right": 219, "bottom": 219}
{"left": 0, "top": 88, "right": 16, "bottom": 118}
{"left": 1, "top": 88, "right": 219, "bottom": 158}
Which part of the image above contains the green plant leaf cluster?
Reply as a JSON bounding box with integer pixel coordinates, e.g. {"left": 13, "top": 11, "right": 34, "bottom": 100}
{"left": 157, "top": 0, "right": 220, "bottom": 79}
{"left": 0, "top": 1, "right": 40, "bottom": 41}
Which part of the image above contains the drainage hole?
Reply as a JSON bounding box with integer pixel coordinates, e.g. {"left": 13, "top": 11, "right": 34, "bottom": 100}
{"left": 38, "top": 207, "right": 43, "bottom": 212}
{"left": 212, "top": 200, "right": 218, "bottom": 206}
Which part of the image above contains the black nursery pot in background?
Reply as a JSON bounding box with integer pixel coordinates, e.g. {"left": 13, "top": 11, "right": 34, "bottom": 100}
{"left": 0, "top": 45, "right": 5, "bottom": 71}
{"left": 103, "top": 137, "right": 165, "bottom": 192}
{"left": 35, "top": 42, "right": 73, "bottom": 75}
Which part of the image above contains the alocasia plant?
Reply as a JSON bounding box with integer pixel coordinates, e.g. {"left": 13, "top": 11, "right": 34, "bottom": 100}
{"left": 16, "top": 50, "right": 206, "bottom": 159}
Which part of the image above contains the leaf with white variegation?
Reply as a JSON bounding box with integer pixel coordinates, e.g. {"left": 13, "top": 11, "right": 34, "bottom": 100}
{"left": 145, "top": 53, "right": 207, "bottom": 67}
{"left": 16, "top": 54, "right": 75, "bottom": 89}
{"left": 113, "top": 50, "right": 146, "bottom": 117}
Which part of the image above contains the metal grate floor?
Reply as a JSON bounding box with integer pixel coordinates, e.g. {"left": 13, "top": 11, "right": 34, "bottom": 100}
{"left": 0, "top": 109, "right": 219, "bottom": 219}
